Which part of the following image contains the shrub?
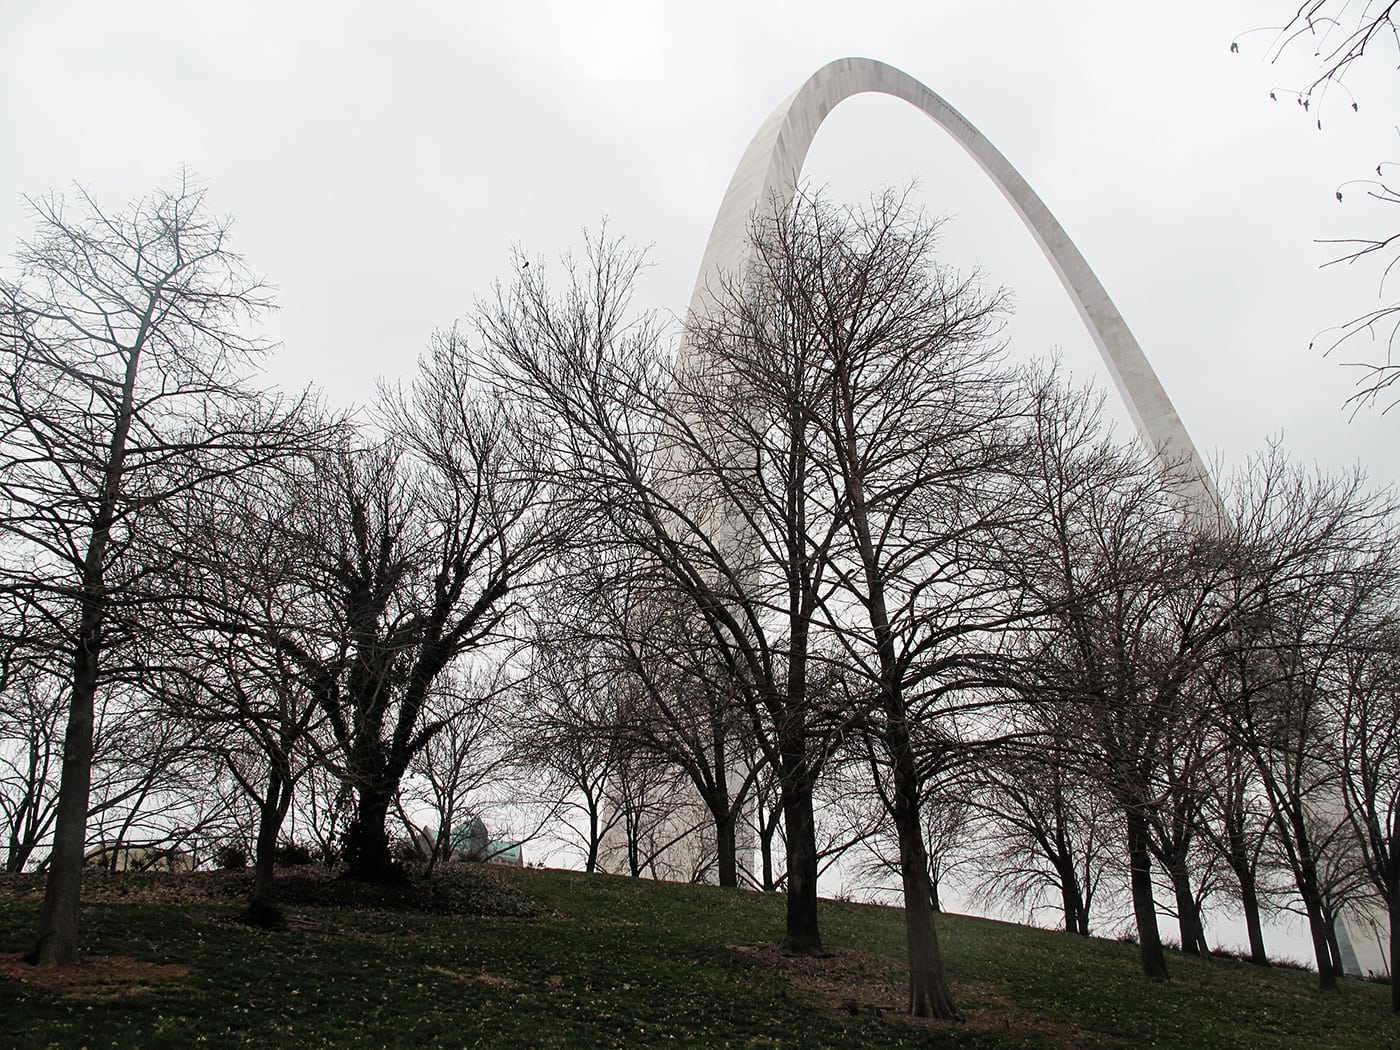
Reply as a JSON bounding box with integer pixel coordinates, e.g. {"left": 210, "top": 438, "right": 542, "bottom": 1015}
{"left": 215, "top": 845, "right": 248, "bottom": 870}
{"left": 274, "top": 841, "right": 316, "bottom": 866}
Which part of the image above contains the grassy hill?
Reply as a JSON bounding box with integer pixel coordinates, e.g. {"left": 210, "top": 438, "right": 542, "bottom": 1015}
{"left": 0, "top": 866, "right": 1394, "bottom": 1048}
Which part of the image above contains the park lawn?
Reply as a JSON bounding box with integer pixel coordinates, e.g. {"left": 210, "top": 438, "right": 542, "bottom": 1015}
{"left": 0, "top": 866, "right": 1393, "bottom": 1049}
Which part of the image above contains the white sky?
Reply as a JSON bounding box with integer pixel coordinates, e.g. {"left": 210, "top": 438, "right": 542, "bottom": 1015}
{"left": 2, "top": 1, "right": 1396, "bottom": 491}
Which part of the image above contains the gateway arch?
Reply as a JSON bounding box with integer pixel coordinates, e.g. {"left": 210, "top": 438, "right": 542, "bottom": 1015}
{"left": 684, "top": 56, "right": 1219, "bottom": 512}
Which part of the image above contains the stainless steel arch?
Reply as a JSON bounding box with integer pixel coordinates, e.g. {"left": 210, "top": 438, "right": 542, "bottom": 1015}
{"left": 684, "top": 56, "right": 1219, "bottom": 511}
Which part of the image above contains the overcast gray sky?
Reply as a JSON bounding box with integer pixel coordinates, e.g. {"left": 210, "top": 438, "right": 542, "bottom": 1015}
{"left": 2, "top": 0, "right": 1395, "bottom": 490}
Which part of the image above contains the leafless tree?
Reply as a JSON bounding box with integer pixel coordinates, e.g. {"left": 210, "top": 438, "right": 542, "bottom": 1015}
{"left": 292, "top": 329, "right": 566, "bottom": 883}
{"left": 1218, "top": 452, "right": 1397, "bottom": 988}
{"left": 850, "top": 755, "right": 979, "bottom": 917}
{"left": 1334, "top": 603, "right": 1400, "bottom": 1008}
{"left": 687, "top": 188, "right": 1026, "bottom": 1017}
{"left": 1193, "top": 710, "right": 1286, "bottom": 965}
{"left": 1002, "top": 366, "right": 1247, "bottom": 980}
{"left": 514, "top": 630, "right": 629, "bottom": 873}
{"left": 401, "top": 666, "right": 522, "bottom": 875}
{"left": 746, "top": 753, "right": 787, "bottom": 891}
{"left": 966, "top": 716, "right": 1120, "bottom": 936}
{"left": 1235, "top": 4, "right": 1399, "bottom": 411}
{"left": 0, "top": 174, "right": 317, "bottom": 965}
{"left": 145, "top": 458, "right": 337, "bottom": 923}
{"left": 545, "top": 555, "right": 763, "bottom": 887}
{"left": 0, "top": 603, "right": 64, "bottom": 872}
{"left": 480, "top": 232, "right": 852, "bottom": 952}
{"left": 83, "top": 686, "right": 218, "bottom": 867}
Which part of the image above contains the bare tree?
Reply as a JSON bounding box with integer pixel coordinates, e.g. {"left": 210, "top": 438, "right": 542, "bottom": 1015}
{"left": 1003, "top": 367, "right": 1247, "bottom": 980}
{"left": 1335, "top": 605, "right": 1400, "bottom": 1007}
{"left": 1235, "top": 4, "right": 1400, "bottom": 411}
{"left": 148, "top": 460, "right": 336, "bottom": 924}
{"left": 0, "top": 174, "right": 316, "bottom": 965}
{"left": 967, "top": 719, "right": 1120, "bottom": 937}
{"left": 539, "top": 556, "right": 762, "bottom": 887}
{"left": 1193, "top": 711, "right": 1285, "bottom": 965}
{"left": 1219, "top": 453, "right": 1397, "bottom": 988}
{"left": 84, "top": 687, "right": 217, "bottom": 868}
{"left": 401, "top": 667, "right": 521, "bottom": 875}
{"left": 0, "top": 605, "right": 64, "bottom": 872}
{"left": 293, "top": 330, "right": 564, "bottom": 882}
{"left": 481, "top": 233, "right": 852, "bottom": 952}
{"left": 514, "top": 630, "right": 629, "bottom": 873}
{"left": 747, "top": 754, "right": 787, "bottom": 891}
{"left": 790, "top": 189, "right": 1020, "bottom": 1017}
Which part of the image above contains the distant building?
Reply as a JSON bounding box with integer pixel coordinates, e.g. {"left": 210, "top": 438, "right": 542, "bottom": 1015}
{"left": 83, "top": 843, "right": 193, "bottom": 873}
{"left": 408, "top": 818, "right": 522, "bottom": 867}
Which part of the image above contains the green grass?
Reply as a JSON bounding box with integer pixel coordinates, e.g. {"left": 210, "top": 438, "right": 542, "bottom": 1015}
{"left": 1, "top": 867, "right": 1395, "bottom": 1048}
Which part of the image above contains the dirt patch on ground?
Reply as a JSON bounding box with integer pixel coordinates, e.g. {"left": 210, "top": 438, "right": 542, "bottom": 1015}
{"left": 734, "top": 943, "right": 1095, "bottom": 1047}
{"left": 0, "top": 953, "right": 188, "bottom": 1000}
{"left": 736, "top": 942, "right": 904, "bottom": 1016}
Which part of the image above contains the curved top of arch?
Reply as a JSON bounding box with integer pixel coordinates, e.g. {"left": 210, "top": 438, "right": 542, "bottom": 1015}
{"left": 684, "top": 56, "right": 1219, "bottom": 513}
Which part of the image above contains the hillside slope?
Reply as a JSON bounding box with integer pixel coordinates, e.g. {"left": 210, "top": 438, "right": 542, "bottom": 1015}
{"left": 0, "top": 867, "right": 1393, "bottom": 1048}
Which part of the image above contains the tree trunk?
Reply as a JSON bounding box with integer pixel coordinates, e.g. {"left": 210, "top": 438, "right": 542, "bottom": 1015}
{"left": 715, "top": 807, "right": 738, "bottom": 888}
{"left": 893, "top": 755, "right": 959, "bottom": 1020}
{"left": 25, "top": 626, "right": 99, "bottom": 966}
{"left": 1226, "top": 831, "right": 1269, "bottom": 964}
{"left": 1059, "top": 870, "right": 1083, "bottom": 935}
{"left": 345, "top": 785, "right": 396, "bottom": 882}
{"left": 1302, "top": 897, "right": 1340, "bottom": 990}
{"left": 1239, "top": 873, "right": 1269, "bottom": 965}
{"left": 780, "top": 780, "right": 821, "bottom": 953}
{"left": 584, "top": 794, "right": 600, "bottom": 874}
{"left": 1125, "top": 807, "right": 1168, "bottom": 979}
{"left": 1389, "top": 892, "right": 1398, "bottom": 1014}
{"left": 759, "top": 803, "right": 780, "bottom": 891}
{"left": 1325, "top": 914, "right": 1344, "bottom": 982}
{"left": 247, "top": 767, "right": 289, "bottom": 927}
{"left": 1166, "top": 857, "right": 1206, "bottom": 956}
{"left": 28, "top": 330, "right": 144, "bottom": 967}
{"left": 706, "top": 713, "right": 739, "bottom": 889}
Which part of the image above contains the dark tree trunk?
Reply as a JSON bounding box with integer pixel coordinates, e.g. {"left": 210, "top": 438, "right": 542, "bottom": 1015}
{"left": 27, "top": 301, "right": 150, "bottom": 967}
{"left": 1059, "top": 869, "right": 1084, "bottom": 935}
{"left": 1239, "top": 873, "right": 1269, "bottom": 964}
{"left": 715, "top": 807, "right": 738, "bottom": 889}
{"left": 627, "top": 828, "right": 641, "bottom": 877}
{"left": 759, "top": 802, "right": 780, "bottom": 891}
{"left": 26, "top": 624, "right": 99, "bottom": 966}
{"left": 706, "top": 715, "right": 739, "bottom": 889}
{"left": 584, "top": 793, "right": 600, "bottom": 874}
{"left": 1166, "top": 857, "right": 1207, "bottom": 956}
{"left": 1325, "top": 914, "right": 1344, "bottom": 982}
{"left": 1302, "top": 904, "right": 1340, "bottom": 990}
{"left": 1052, "top": 818, "right": 1089, "bottom": 935}
{"left": 1225, "top": 826, "right": 1269, "bottom": 964}
{"left": 892, "top": 751, "right": 959, "bottom": 1020}
{"left": 1389, "top": 893, "right": 1398, "bottom": 1014}
{"left": 1285, "top": 821, "right": 1340, "bottom": 990}
{"left": 1125, "top": 807, "right": 1168, "bottom": 979}
{"left": 780, "top": 780, "right": 821, "bottom": 953}
{"left": 345, "top": 785, "right": 397, "bottom": 882}
{"left": 247, "top": 767, "right": 290, "bottom": 927}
